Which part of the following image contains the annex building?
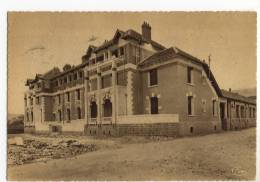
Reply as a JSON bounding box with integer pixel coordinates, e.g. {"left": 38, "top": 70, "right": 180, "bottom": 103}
{"left": 24, "top": 22, "right": 256, "bottom": 136}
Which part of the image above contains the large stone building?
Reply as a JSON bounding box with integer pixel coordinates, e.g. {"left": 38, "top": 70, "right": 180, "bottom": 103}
{"left": 24, "top": 22, "right": 256, "bottom": 136}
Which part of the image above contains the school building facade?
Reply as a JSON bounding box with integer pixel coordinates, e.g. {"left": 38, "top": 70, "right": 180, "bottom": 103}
{"left": 24, "top": 22, "right": 256, "bottom": 136}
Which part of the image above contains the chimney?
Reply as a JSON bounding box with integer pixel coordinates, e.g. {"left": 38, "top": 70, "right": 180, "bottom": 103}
{"left": 229, "top": 88, "right": 232, "bottom": 92}
{"left": 142, "top": 21, "right": 151, "bottom": 42}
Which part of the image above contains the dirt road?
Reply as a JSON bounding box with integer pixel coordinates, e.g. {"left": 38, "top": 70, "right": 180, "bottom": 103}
{"left": 8, "top": 128, "right": 256, "bottom": 181}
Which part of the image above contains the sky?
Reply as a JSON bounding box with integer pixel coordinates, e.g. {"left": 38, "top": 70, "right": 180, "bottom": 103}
{"left": 8, "top": 12, "right": 256, "bottom": 114}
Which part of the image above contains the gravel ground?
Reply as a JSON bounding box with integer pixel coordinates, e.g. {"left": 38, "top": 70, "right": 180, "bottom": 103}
{"left": 7, "top": 128, "right": 256, "bottom": 181}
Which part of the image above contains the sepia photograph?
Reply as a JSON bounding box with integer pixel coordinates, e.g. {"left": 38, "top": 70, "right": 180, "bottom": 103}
{"left": 7, "top": 12, "right": 256, "bottom": 181}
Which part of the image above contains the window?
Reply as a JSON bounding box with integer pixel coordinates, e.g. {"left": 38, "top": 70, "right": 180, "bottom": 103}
{"left": 55, "top": 80, "right": 58, "bottom": 86}
{"left": 90, "top": 102, "right": 97, "bottom": 118}
{"left": 31, "top": 111, "right": 34, "bottom": 122}
{"left": 77, "top": 107, "right": 81, "bottom": 119}
{"left": 188, "top": 96, "right": 194, "bottom": 115}
{"left": 149, "top": 69, "right": 158, "bottom": 86}
{"left": 111, "top": 49, "right": 118, "bottom": 58}
{"left": 59, "top": 79, "right": 63, "bottom": 86}
{"left": 74, "top": 73, "right": 78, "bottom": 80}
{"left": 79, "top": 71, "right": 83, "bottom": 79}
{"left": 58, "top": 94, "right": 61, "bottom": 104}
{"left": 117, "top": 71, "right": 127, "bottom": 86}
{"left": 103, "top": 99, "right": 112, "bottom": 117}
{"left": 66, "top": 92, "right": 70, "bottom": 102}
{"left": 240, "top": 106, "right": 245, "bottom": 118}
{"left": 64, "top": 77, "right": 67, "bottom": 84}
{"left": 150, "top": 97, "right": 159, "bottom": 114}
{"left": 101, "top": 74, "right": 112, "bottom": 88}
{"left": 30, "top": 98, "right": 33, "bottom": 105}
{"left": 236, "top": 105, "right": 240, "bottom": 118}
{"left": 90, "top": 79, "right": 97, "bottom": 91}
{"left": 58, "top": 110, "right": 62, "bottom": 121}
{"left": 96, "top": 55, "right": 104, "bottom": 62}
{"left": 76, "top": 89, "right": 80, "bottom": 100}
{"left": 26, "top": 112, "right": 29, "bottom": 122}
{"left": 119, "top": 47, "right": 124, "bottom": 56}
{"left": 67, "top": 109, "right": 71, "bottom": 121}
{"left": 253, "top": 108, "right": 255, "bottom": 118}
{"left": 187, "top": 66, "right": 193, "bottom": 84}
{"left": 69, "top": 75, "right": 72, "bottom": 82}
{"left": 105, "top": 52, "right": 109, "bottom": 60}
{"left": 36, "top": 96, "right": 40, "bottom": 104}
{"left": 212, "top": 100, "right": 217, "bottom": 116}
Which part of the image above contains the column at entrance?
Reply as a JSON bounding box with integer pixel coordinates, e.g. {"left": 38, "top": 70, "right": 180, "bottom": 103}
{"left": 111, "top": 61, "right": 117, "bottom": 124}
{"left": 84, "top": 69, "right": 89, "bottom": 125}
{"left": 97, "top": 67, "right": 102, "bottom": 124}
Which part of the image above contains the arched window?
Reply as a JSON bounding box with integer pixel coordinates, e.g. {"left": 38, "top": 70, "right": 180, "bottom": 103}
{"left": 150, "top": 97, "right": 158, "bottom": 114}
{"left": 103, "top": 99, "right": 112, "bottom": 117}
{"left": 31, "top": 111, "right": 34, "bottom": 122}
{"left": 67, "top": 108, "right": 71, "bottom": 121}
{"left": 77, "top": 107, "right": 81, "bottom": 119}
{"left": 27, "top": 112, "right": 29, "bottom": 122}
{"left": 90, "top": 101, "right": 97, "bottom": 118}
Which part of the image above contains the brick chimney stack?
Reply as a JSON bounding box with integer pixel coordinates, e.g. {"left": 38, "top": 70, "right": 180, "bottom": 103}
{"left": 229, "top": 88, "right": 232, "bottom": 92}
{"left": 142, "top": 21, "right": 151, "bottom": 42}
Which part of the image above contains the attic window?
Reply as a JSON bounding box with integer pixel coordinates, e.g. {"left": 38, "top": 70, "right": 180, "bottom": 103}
{"left": 119, "top": 47, "right": 124, "bottom": 56}
{"left": 96, "top": 55, "right": 104, "bottom": 62}
{"left": 111, "top": 49, "right": 118, "bottom": 58}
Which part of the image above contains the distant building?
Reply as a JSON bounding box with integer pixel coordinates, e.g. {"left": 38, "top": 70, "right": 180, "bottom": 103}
{"left": 24, "top": 22, "right": 256, "bottom": 136}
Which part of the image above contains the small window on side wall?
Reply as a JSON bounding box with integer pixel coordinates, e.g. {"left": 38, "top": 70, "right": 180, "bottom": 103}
{"left": 187, "top": 66, "right": 193, "bottom": 84}
{"left": 188, "top": 96, "right": 194, "bottom": 116}
{"left": 149, "top": 69, "right": 158, "bottom": 86}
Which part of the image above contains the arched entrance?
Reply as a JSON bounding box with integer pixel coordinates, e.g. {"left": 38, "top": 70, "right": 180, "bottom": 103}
{"left": 103, "top": 99, "right": 112, "bottom": 117}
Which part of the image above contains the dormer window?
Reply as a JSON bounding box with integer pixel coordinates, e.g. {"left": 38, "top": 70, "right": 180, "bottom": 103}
{"left": 119, "top": 47, "right": 124, "bottom": 56}
{"left": 111, "top": 49, "right": 118, "bottom": 58}
{"left": 96, "top": 55, "right": 104, "bottom": 62}
{"left": 149, "top": 69, "right": 158, "bottom": 86}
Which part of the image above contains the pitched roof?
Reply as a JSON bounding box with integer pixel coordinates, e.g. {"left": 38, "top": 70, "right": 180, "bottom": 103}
{"left": 138, "top": 46, "right": 223, "bottom": 96}
{"left": 91, "top": 28, "right": 166, "bottom": 53}
{"left": 221, "top": 89, "right": 256, "bottom": 105}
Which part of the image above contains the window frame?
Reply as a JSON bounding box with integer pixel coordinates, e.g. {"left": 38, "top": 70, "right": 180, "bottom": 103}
{"left": 188, "top": 96, "right": 194, "bottom": 116}
{"left": 148, "top": 69, "right": 158, "bottom": 87}
{"left": 187, "top": 66, "right": 194, "bottom": 84}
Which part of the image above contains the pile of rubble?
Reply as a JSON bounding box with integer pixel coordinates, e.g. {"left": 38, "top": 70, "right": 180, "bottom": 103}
{"left": 8, "top": 137, "right": 97, "bottom": 165}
